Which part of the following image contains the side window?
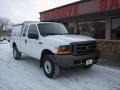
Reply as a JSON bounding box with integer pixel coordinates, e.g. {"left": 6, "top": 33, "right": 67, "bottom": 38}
{"left": 22, "top": 25, "right": 28, "bottom": 37}
{"left": 27, "top": 24, "right": 39, "bottom": 39}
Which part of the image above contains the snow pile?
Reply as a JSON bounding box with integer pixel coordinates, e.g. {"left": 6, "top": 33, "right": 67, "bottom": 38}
{"left": 0, "top": 43, "right": 120, "bottom": 90}
{"left": 0, "top": 40, "right": 9, "bottom": 44}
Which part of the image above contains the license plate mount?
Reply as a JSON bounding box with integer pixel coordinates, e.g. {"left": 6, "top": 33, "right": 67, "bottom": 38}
{"left": 86, "top": 59, "right": 93, "bottom": 65}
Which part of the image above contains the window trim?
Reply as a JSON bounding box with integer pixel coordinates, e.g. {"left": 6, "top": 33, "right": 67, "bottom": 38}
{"left": 97, "top": 39, "right": 120, "bottom": 43}
{"left": 22, "top": 25, "right": 29, "bottom": 37}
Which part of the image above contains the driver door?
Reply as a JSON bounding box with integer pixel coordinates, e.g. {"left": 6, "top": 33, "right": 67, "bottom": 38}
{"left": 26, "top": 24, "right": 41, "bottom": 59}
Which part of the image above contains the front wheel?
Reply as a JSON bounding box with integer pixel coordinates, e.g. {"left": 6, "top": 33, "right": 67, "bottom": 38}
{"left": 43, "top": 55, "right": 59, "bottom": 78}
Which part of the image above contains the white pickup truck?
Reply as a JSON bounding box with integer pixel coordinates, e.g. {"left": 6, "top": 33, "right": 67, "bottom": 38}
{"left": 10, "top": 21, "right": 100, "bottom": 78}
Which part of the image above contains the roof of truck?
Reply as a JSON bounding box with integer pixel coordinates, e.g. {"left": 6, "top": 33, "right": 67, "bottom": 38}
{"left": 13, "top": 21, "right": 60, "bottom": 26}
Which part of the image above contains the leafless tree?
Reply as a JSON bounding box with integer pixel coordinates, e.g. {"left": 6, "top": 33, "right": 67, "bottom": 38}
{"left": 0, "top": 17, "right": 12, "bottom": 37}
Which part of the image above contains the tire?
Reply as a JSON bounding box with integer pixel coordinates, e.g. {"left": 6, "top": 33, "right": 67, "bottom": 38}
{"left": 13, "top": 46, "right": 21, "bottom": 60}
{"left": 42, "top": 55, "right": 59, "bottom": 78}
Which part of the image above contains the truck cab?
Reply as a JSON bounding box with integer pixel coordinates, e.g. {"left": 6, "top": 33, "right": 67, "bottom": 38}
{"left": 11, "top": 21, "right": 100, "bottom": 78}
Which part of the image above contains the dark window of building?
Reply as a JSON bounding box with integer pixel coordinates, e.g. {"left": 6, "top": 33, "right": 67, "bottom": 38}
{"left": 63, "top": 23, "right": 68, "bottom": 28}
{"left": 68, "top": 23, "right": 74, "bottom": 34}
{"left": 78, "top": 20, "right": 106, "bottom": 39}
{"left": 111, "top": 18, "right": 120, "bottom": 40}
{"left": 65, "top": 22, "right": 74, "bottom": 34}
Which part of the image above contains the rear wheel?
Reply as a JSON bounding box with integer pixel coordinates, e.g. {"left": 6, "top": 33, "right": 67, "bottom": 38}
{"left": 42, "top": 55, "right": 59, "bottom": 78}
{"left": 13, "top": 46, "right": 21, "bottom": 60}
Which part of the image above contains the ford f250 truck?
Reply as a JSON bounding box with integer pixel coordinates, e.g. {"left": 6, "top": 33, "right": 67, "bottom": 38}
{"left": 10, "top": 21, "right": 100, "bottom": 78}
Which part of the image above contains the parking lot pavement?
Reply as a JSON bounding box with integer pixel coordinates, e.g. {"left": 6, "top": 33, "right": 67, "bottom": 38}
{"left": 0, "top": 42, "right": 120, "bottom": 90}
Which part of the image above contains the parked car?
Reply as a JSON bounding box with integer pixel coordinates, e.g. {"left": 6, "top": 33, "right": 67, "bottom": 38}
{"left": 0, "top": 37, "right": 6, "bottom": 41}
{"left": 10, "top": 21, "right": 100, "bottom": 78}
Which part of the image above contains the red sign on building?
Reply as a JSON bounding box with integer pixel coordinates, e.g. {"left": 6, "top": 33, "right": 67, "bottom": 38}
{"left": 99, "top": 0, "right": 119, "bottom": 11}
{"left": 40, "top": 0, "right": 120, "bottom": 21}
{"left": 41, "top": 5, "right": 79, "bottom": 21}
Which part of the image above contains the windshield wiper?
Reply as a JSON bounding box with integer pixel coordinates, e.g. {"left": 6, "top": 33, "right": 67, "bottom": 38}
{"left": 42, "top": 33, "right": 70, "bottom": 36}
{"left": 46, "top": 33, "right": 57, "bottom": 35}
{"left": 60, "top": 33, "right": 70, "bottom": 35}
{"left": 42, "top": 33, "right": 58, "bottom": 36}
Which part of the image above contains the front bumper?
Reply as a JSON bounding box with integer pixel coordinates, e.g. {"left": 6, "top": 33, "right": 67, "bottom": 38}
{"left": 54, "top": 52, "right": 100, "bottom": 67}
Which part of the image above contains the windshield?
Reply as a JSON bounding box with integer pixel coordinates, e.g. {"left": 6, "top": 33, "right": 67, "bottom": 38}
{"left": 37, "top": 23, "right": 69, "bottom": 36}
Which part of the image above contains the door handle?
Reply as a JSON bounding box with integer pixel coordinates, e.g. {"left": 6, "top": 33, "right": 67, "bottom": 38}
{"left": 25, "top": 39, "right": 27, "bottom": 44}
{"left": 39, "top": 42, "right": 42, "bottom": 44}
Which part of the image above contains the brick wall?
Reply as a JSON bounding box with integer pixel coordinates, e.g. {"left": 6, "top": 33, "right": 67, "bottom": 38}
{"left": 98, "top": 41, "right": 120, "bottom": 58}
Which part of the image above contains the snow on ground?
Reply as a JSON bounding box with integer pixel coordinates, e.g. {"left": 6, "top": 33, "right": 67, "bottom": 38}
{"left": 0, "top": 41, "right": 120, "bottom": 90}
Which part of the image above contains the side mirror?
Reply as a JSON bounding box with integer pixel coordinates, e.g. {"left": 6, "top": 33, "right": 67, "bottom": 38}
{"left": 28, "top": 33, "right": 39, "bottom": 40}
{"left": 8, "top": 40, "right": 10, "bottom": 42}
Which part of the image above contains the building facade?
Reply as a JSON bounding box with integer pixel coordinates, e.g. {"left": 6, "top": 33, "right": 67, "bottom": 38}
{"left": 40, "top": 0, "right": 120, "bottom": 58}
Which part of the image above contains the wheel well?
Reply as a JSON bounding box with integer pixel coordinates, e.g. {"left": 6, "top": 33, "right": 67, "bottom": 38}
{"left": 40, "top": 49, "right": 53, "bottom": 67}
{"left": 13, "top": 42, "right": 16, "bottom": 48}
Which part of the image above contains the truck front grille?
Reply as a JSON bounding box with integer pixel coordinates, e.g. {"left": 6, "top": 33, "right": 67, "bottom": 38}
{"left": 70, "top": 41, "right": 96, "bottom": 56}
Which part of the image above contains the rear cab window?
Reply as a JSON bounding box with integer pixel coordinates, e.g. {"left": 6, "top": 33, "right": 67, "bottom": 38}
{"left": 12, "top": 24, "right": 23, "bottom": 36}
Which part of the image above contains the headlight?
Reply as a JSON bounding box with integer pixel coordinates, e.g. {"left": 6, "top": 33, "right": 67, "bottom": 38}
{"left": 57, "top": 45, "right": 70, "bottom": 55}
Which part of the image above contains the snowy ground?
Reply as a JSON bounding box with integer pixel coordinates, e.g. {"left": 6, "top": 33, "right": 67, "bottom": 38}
{"left": 0, "top": 41, "right": 120, "bottom": 90}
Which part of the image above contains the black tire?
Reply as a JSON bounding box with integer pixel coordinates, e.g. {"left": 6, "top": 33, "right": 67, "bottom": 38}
{"left": 42, "top": 55, "right": 59, "bottom": 78}
{"left": 13, "top": 46, "right": 21, "bottom": 60}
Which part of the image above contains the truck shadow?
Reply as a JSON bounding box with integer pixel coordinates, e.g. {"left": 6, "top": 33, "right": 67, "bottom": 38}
{"left": 19, "top": 54, "right": 96, "bottom": 79}
{"left": 60, "top": 68, "right": 94, "bottom": 78}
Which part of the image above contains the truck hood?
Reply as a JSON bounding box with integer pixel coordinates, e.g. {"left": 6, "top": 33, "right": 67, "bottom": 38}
{"left": 46, "top": 35, "right": 96, "bottom": 45}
